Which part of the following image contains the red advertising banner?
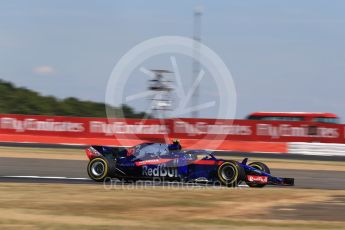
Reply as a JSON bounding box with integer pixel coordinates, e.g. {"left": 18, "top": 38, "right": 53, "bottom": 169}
{"left": 0, "top": 114, "right": 343, "bottom": 151}
{"left": 172, "top": 118, "right": 343, "bottom": 143}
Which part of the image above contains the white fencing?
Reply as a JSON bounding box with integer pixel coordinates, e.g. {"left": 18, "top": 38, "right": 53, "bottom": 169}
{"left": 288, "top": 142, "right": 345, "bottom": 156}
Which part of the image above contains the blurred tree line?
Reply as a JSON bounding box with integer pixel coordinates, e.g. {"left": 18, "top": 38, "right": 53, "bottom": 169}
{"left": 0, "top": 80, "right": 149, "bottom": 118}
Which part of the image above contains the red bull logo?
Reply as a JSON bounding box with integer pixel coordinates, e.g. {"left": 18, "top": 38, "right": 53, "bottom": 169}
{"left": 142, "top": 164, "right": 178, "bottom": 177}
{"left": 247, "top": 175, "right": 268, "bottom": 183}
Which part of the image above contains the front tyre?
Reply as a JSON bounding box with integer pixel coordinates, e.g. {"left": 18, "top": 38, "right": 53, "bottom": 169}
{"left": 217, "top": 161, "right": 245, "bottom": 187}
{"left": 249, "top": 162, "right": 270, "bottom": 174}
{"left": 87, "top": 157, "right": 116, "bottom": 182}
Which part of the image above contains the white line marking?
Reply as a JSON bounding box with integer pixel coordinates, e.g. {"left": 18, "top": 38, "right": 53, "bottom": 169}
{"left": 0, "top": 176, "right": 91, "bottom": 180}
{"left": 0, "top": 176, "right": 250, "bottom": 187}
{"left": 239, "top": 184, "right": 249, "bottom": 188}
{"left": 278, "top": 208, "right": 296, "bottom": 211}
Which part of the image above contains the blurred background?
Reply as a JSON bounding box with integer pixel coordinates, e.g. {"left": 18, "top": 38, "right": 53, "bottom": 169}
{"left": 1, "top": 0, "right": 345, "bottom": 119}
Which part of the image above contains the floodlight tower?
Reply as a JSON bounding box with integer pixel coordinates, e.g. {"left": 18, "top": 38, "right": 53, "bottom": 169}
{"left": 148, "top": 69, "right": 173, "bottom": 118}
{"left": 192, "top": 6, "right": 203, "bottom": 118}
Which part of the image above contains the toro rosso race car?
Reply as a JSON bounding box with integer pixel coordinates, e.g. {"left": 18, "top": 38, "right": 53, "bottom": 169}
{"left": 85, "top": 141, "right": 294, "bottom": 187}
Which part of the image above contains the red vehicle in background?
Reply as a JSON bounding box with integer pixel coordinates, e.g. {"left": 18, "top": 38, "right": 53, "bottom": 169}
{"left": 247, "top": 112, "right": 339, "bottom": 124}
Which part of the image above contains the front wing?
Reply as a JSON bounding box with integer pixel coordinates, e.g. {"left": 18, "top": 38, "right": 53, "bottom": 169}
{"left": 246, "top": 174, "right": 294, "bottom": 186}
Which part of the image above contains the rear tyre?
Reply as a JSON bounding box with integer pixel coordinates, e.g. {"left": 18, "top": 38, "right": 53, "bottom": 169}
{"left": 87, "top": 157, "right": 117, "bottom": 182}
{"left": 217, "top": 161, "right": 246, "bottom": 187}
{"left": 246, "top": 162, "right": 270, "bottom": 188}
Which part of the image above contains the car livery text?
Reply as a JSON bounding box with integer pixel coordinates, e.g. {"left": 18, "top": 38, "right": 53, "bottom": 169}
{"left": 142, "top": 164, "right": 178, "bottom": 178}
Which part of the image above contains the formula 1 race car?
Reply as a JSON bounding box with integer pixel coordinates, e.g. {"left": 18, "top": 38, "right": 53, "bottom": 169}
{"left": 85, "top": 142, "right": 294, "bottom": 187}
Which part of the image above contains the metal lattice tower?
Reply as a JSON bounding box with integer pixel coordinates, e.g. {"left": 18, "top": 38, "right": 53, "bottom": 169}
{"left": 148, "top": 69, "right": 173, "bottom": 118}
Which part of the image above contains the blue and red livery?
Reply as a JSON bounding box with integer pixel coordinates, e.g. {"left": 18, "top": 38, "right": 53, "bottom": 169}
{"left": 85, "top": 142, "right": 294, "bottom": 187}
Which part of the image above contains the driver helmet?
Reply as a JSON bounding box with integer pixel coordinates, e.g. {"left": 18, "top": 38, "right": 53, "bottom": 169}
{"left": 173, "top": 139, "right": 180, "bottom": 145}
{"left": 170, "top": 139, "right": 182, "bottom": 150}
